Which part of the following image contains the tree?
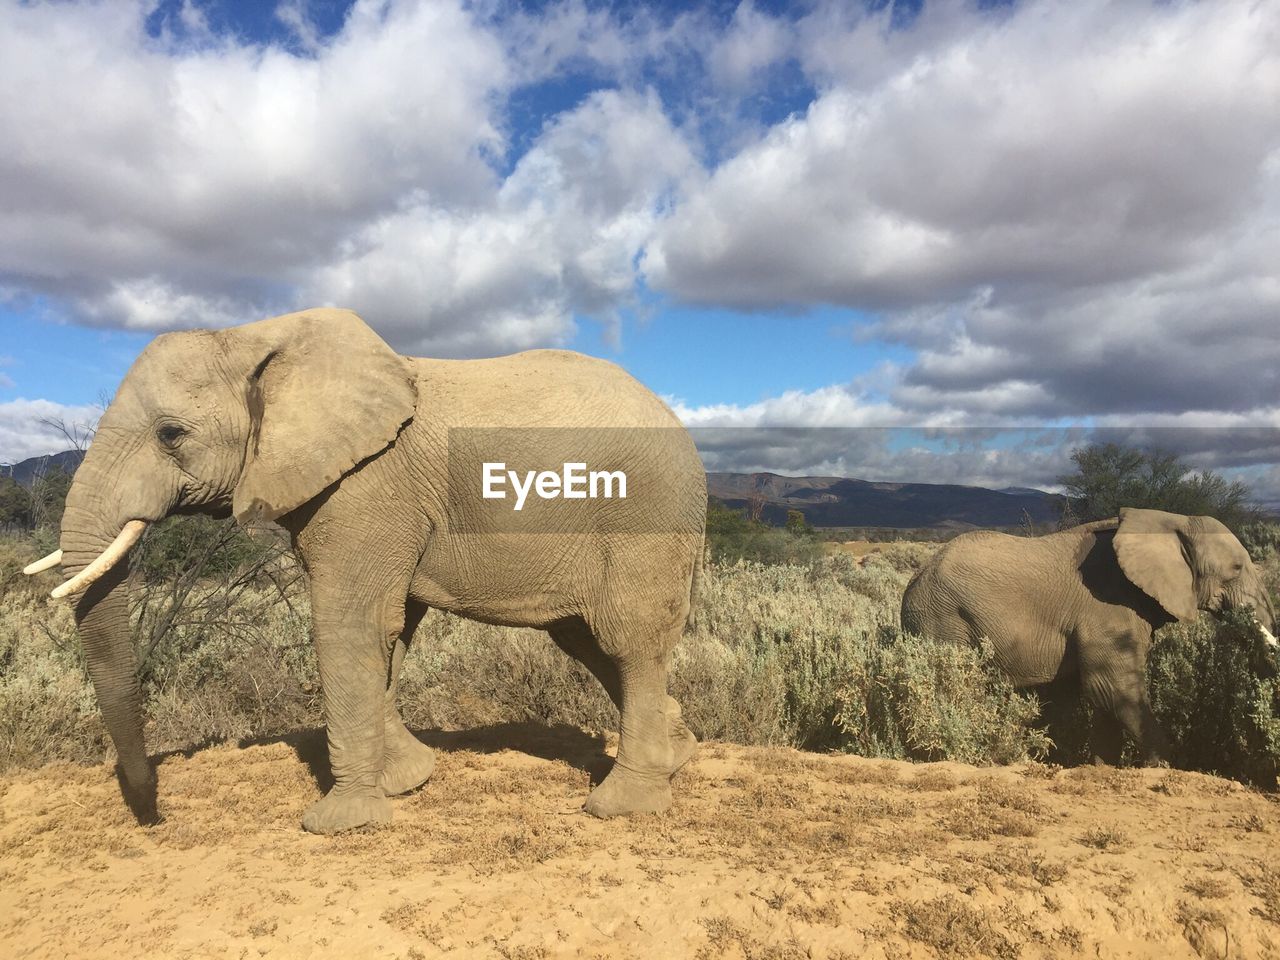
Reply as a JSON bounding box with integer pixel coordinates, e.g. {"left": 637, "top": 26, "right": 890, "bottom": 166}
{"left": 705, "top": 498, "right": 821, "bottom": 565}
{"left": 1060, "top": 443, "right": 1254, "bottom": 531}
{"left": 28, "top": 466, "right": 73, "bottom": 532}
{"left": 785, "top": 509, "right": 813, "bottom": 539}
{"left": 0, "top": 477, "right": 32, "bottom": 525}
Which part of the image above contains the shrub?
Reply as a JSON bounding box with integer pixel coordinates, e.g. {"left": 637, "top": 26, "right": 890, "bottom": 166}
{"left": 1147, "top": 609, "right": 1280, "bottom": 788}
{"left": 833, "top": 632, "right": 1050, "bottom": 764}
{"left": 0, "top": 577, "right": 105, "bottom": 769}
{"left": 864, "top": 541, "right": 939, "bottom": 575}
{"left": 1, "top": 528, "right": 1273, "bottom": 787}
{"left": 1240, "top": 521, "right": 1280, "bottom": 564}
{"left": 0, "top": 477, "right": 32, "bottom": 526}
{"left": 131, "top": 515, "right": 278, "bottom": 584}
{"left": 705, "top": 499, "right": 822, "bottom": 566}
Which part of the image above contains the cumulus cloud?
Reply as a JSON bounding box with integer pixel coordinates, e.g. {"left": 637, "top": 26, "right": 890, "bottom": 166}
{"left": 307, "top": 89, "right": 697, "bottom": 354}
{"left": 0, "top": 400, "right": 101, "bottom": 464}
{"left": 672, "top": 379, "right": 1280, "bottom": 497}
{"left": 645, "top": 0, "right": 1280, "bottom": 418}
{"left": 2, "top": 0, "right": 1278, "bottom": 482}
{"left": 669, "top": 377, "right": 1081, "bottom": 488}
{"left": 1, "top": 0, "right": 659, "bottom": 355}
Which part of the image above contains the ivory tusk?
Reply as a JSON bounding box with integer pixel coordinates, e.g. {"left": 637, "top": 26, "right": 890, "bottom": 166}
{"left": 23, "top": 550, "right": 63, "bottom": 575}
{"left": 1261, "top": 622, "right": 1279, "bottom": 650}
{"left": 50, "top": 521, "right": 148, "bottom": 600}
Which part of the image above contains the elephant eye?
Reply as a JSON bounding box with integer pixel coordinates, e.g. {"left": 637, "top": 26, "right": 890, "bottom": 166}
{"left": 156, "top": 423, "right": 187, "bottom": 449}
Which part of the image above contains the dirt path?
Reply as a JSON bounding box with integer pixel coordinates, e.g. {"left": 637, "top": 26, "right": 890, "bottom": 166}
{"left": 2, "top": 726, "right": 1278, "bottom": 959}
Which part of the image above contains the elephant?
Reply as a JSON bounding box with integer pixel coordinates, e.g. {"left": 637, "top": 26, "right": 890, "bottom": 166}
{"left": 23, "top": 308, "right": 706, "bottom": 833}
{"left": 900, "top": 508, "right": 1277, "bottom": 764}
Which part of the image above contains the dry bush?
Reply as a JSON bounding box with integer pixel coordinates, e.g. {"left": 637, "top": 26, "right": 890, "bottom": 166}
{"left": 1077, "top": 824, "right": 1128, "bottom": 850}
{"left": 863, "top": 541, "right": 939, "bottom": 574}
{"left": 0, "top": 585, "right": 105, "bottom": 768}
{"left": 894, "top": 895, "right": 1018, "bottom": 960}
{"left": 0, "top": 533, "right": 1228, "bottom": 779}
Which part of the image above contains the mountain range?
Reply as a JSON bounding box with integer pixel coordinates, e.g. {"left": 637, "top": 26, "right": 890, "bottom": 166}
{"left": 707, "top": 471, "right": 1064, "bottom": 529}
{"left": 0, "top": 450, "right": 84, "bottom": 487}
{"left": 2, "top": 451, "right": 1063, "bottom": 530}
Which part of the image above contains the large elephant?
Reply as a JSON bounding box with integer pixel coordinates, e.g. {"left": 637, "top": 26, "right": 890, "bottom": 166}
{"left": 900, "top": 509, "right": 1277, "bottom": 763}
{"left": 24, "top": 309, "right": 706, "bottom": 833}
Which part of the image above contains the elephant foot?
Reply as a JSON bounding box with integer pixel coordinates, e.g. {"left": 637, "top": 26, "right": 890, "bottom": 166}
{"left": 302, "top": 784, "right": 392, "bottom": 835}
{"left": 380, "top": 728, "right": 436, "bottom": 796}
{"left": 667, "top": 696, "right": 698, "bottom": 774}
{"left": 583, "top": 767, "right": 672, "bottom": 818}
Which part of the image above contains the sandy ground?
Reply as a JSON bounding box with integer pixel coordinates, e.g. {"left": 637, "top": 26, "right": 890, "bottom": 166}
{"left": 2, "top": 726, "right": 1279, "bottom": 960}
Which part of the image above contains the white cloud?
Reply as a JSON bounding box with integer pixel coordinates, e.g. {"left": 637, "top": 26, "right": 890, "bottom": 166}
{"left": 0, "top": 1, "right": 709, "bottom": 357}
{"left": 2, "top": 0, "right": 1278, "bottom": 465}
{"left": 707, "top": 2, "right": 793, "bottom": 92}
{"left": 672, "top": 377, "right": 1280, "bottom": 496}
{"left": 0, "top": 400, "right": 100, "bottom": 464}
{"left": 645, "top": 0, "right": 1280, "bottom": 417}
{"left": 0, "top": 0, "right": 506, "bottom": 335}
{"left": 305, "top": 89, "right": 696, "bottom": 353}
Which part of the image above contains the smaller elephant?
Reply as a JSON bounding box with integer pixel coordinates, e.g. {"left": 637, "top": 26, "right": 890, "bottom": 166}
{"left": 901, "top": 508, "right": 1277, "bottom": 763}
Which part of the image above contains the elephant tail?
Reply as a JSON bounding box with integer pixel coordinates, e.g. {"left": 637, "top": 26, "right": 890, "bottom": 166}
{"left": 685, "top": 543, "right": 704, "bottom": 633}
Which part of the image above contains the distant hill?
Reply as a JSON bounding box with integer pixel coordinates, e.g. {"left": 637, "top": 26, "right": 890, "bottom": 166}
{"left": 2, "top": 452, "right": 1063, "bottom": 528}
{"left": 708, "top": 471, "right": 1065, "bottom": 529}
{"left": 0, "top": 450, "right": 85, "bottom": 487}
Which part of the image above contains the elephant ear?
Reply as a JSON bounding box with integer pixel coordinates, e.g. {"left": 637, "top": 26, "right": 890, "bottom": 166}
{"left": 231, "top": 308, "right": 417, "bottom": 523}
{"left": 1113, "top": 507, "right": 1199, "bottom": 622}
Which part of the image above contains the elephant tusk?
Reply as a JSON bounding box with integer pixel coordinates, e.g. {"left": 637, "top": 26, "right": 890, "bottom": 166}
{"left": 50, "top": 521, "right": 148, "bottom": 600}
{"left": 23, "top": 550, "right": 63, "bottom": 575}
{"left": 1260, "top": 621, "right": 1279, "bottom": 650}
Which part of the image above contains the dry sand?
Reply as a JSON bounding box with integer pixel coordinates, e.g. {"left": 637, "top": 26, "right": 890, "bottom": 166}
{"left": 2, "top": 725, "right": 1278, "bottom": 959}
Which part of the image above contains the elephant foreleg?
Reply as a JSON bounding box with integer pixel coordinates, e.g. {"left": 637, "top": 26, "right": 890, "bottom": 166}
{"left": 1081, "top": 638, "right": 1170, "bottom": 767}
{"left": 301, "top": 584, "right": 403, "bottom": 835}
{"left": 1089, "top": 711, "right": 1126, "bottom": 766}
{"left": 381, "top": 600, "right": 436, "bottom": 796}
{"left": 1112, "top": 694, "right": 1170, "bottom": 766}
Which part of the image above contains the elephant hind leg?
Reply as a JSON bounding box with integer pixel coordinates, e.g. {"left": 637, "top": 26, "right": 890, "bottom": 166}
{"left": 381, "top": 599, "right": 437, "bottom": 796}
{"left": 549, "top": 616, "right": 696, "bottom": 782}
{"left": 571, "top": 613, "right": 695, "bottom": 819}
{"left": 548, "top": 616, "right": 622, "bottom": 710}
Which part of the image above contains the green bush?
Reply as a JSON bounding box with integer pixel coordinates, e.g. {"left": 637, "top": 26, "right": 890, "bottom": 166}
{"left": 0, "top": 477, "right": 32, "bottom": 526}
{"left": 672, "top": 556, "right": 1047, "bottom": 761}
{"left": 131, "top": 515, "right": 274, "bottom": 584}
{"left": 1240, "top": 520, "right": 1280, "bottom": 564}
{"left": 705, "top": 498, "right": 822, "bottom": 566}
{"left": 833, "top": 632, "right": 1050, "bottom": 764}
{"left": 1147, "top": 609, "right": 1280, "bottom": 788}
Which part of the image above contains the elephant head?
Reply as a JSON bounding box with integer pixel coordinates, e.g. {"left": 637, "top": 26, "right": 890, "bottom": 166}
{"left": 25, "top": 308, "right": 416, "bottom": 822}
{"left": 1113, "top": 507, "right": 1277, "bottom": 645}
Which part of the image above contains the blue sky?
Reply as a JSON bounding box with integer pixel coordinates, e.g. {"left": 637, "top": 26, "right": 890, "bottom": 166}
{"left": 0, "top": 299, "right": 904, "bottom": 411}
{"left": 1, "top": 0, "right": 1278, "bottom": 500}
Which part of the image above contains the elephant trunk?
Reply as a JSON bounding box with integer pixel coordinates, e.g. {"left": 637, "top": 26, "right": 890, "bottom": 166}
{"left": 59, "top": 467, "right": 160, "bottom": 824}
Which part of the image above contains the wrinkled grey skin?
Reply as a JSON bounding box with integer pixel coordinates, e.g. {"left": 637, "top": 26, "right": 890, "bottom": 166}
{"left": 901, "top": 509, "right": 1277, "bottom": 763}
{"left": 58, "top": 308, "right": 705, "bottom": 832}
